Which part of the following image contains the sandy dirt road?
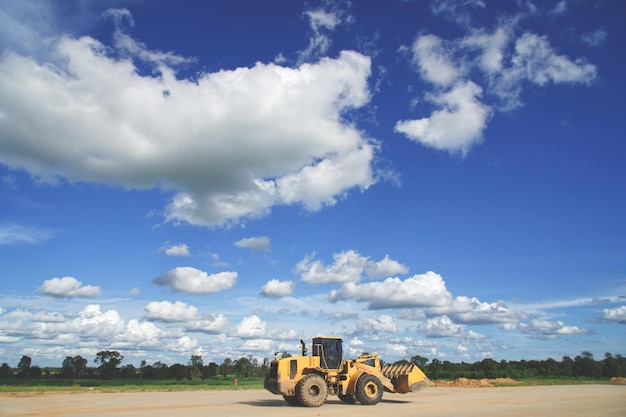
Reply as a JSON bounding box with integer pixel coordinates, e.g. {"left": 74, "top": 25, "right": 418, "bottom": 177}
{"left": 1, "top": 385, "right": 625, "bottom": 417}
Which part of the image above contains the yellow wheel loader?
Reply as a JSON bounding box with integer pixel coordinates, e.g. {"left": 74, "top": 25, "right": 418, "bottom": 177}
{"left": 264, "top": 336, "right": 430, "bottom": 407}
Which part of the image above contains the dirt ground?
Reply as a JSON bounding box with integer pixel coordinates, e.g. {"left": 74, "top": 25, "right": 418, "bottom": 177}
{"left": 1, "top": 385, "right": 625, "bottom": 417}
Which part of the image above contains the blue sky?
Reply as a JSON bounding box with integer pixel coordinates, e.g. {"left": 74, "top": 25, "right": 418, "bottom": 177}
{"left": 0, "top": 0, "right": 624, "bottom": 368}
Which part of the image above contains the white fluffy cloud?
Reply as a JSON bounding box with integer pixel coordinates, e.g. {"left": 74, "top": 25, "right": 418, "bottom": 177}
{"left": 428, "top": 296, "right": 528, "bottom": 325}
{"left": 297, "top": 250, "right": 407, "bottom": 284}
{"left": 39, "top": 277, "right": 100, "bottom": 298}
{"left": 234, "top": 315, "right": 267, "bottom": 338}
{"left": 297, "top": 250, "right": 368, "bottom": 284}
{"left": 363, "top": 254, "right": 409, "bottom": 279}
{"left": 355, "top": 314, "right": 397, "bottom": 333}
{"left": 71, "top": 304, "right": 126, "bottom": 336}
{"left": 417, "top": 315, "right": 466, "bottom": 338}
{"left": 512, "top": 33, "right": 596, "bottom": 86}
{"left": 397, "top": 25, "right": 597, "bottom": 153}
{"left": 153, "top": 267, "right": 237, "bottom": 294}
{"left": 185, "top": 314, "right": 230, "bottom": 334}
{"left": 298, "top": 6, "right": 345, "bottom": 64}
{"left": 260, "top": 279, "right": 296, "bottom": 298}
{"left": 462, "top": 27, "right": 510, "bottom": 74}
{"left": 395, "top": 80, "right": 491, "bottom": 154}
{"left": 32, "top": 311, "right": 65, "bottom": 323}
{"left": 603, "top": 305, "right": 626, "bottom": 324}
{"left": 12, "top": 304, "right": 168, "bottom": 351}
{"left": 329, "top": 271, "right": 452, "bottom": 309}
{"left": 144, "top": 301, "right": 198, "bottom": 322}
{"left": 0, "top": 21, "right": 376, "bottom": 227}
{"left": 410, "top": 34, "right": 462, "bottom": 86}
{"left": 235, "top": 236, "right": 271, "bottom": 252}
{"left": 169, "top": 335, "right": 200, "bottom": 353}
{"left": 164, "top": 243, "right": 190, "bottom": 257}
{"left": 142, "top": 300, "right": 230, "bottom": 334}
{"left": 520, "top": 319, "right": 588, "bottom": 339}
{"left": 113, "top": 319, "right": 166, "bottom": 348}
{"left": 241, "top": 338, "right": 276, "bottom": 353}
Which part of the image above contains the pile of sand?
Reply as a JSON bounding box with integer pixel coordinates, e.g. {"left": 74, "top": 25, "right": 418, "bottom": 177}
{"left": 491, "top": 378, "right": 518, "bottom": 384}
{"left": 434, "top": 378, "right": 492, "bottom": 387}
{"left": 610, "top": 377, "right": 626, "bottom": 384}
{"left": 433, "top": 378, "right": 519, "bottom": 387}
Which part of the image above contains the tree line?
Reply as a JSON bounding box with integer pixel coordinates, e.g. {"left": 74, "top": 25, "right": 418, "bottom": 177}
{"left": 1, "top": 350, "right": 623, "bottom": 381}
{"left": 1, "top": 351, "right": 269, "bottom": 381}
{"left": 408, "top": 351, "right": 625, "bottom": 380}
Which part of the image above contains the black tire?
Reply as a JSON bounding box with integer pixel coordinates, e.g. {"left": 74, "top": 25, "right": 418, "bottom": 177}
{"left": 338, "top": 391, "right": 356, "bottom": 404}
{"left": 354, "top": 373, "right": 383, "bottom": 405}
{"left": 282, "top": 395, "right": 299, "bottom": 406}
{"left": 296, "top": 374, "right": 328, "bottom": 407}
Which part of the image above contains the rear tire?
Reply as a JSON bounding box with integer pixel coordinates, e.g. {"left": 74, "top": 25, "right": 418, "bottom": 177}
{"left": 296, "top": 374, "right": 328, "bottom": 407}
{"left": 355, "top": 373, "right": 383, "bottom": 405}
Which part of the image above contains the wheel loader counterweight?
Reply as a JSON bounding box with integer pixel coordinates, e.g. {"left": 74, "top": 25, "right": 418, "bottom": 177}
{"left": 264, "top": 336, "right": 430, "bottom": 407}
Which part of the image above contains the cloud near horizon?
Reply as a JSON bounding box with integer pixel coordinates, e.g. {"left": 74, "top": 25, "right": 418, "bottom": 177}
{"left": 329, "top": 271, "right": 453, "bottom": 309}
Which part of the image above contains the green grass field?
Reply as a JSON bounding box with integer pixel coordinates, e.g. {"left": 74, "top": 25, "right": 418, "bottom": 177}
{"left": 0, "top": 377, "right": 266, "bottom": 393}
{"left": 1, "top": 376, "right": 618, "bottom": 394}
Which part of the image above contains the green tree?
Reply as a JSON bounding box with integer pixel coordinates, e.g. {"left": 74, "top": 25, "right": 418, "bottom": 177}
{"left": 168, "top": 363, "right": 187, "bottom": 380}
{"left": 602, "top": 352, "right": 623, "bottom": 377}
{"left": 61, "top": 356, "right": 74, "bottom": 378}
{"left": 0, "top": 363, "right": 10, "bottom": 378}
{"left": 189, "top": 355, "right": 203, "bottom": 381}
{"left": 427, "top": 358, "right": 442, "bottom": 379}
{"left": 120, "top": 364, "right": 136, "bottom": 379}
{"left": 17, "top": 355, "right": 31, "bottom": 378}
{"left": 27, "top": 366, "right": 42, "bottom": 378}
{"left": 62, "top": 355, "right": 87, "bottom": 379}
{"left": 616, "top": 354, "right": 626, "bottom": 377}
{"left": 476, "top": 358, "right": 499, "bottom": 379}
{"left": 560, "top": 356, "right": 574, "bottom": 377}
{"left": 410, "top": 355, "right": 429, "bottom": 368}
{"left": 139, "top": 360, "right": 147, "bottom": 381}
{"left": 141, "top": 364, "right": 155, "bottom": 380}
{"left": 235, "top": 356, "right": 255, "bottom": 378}
{"left": 220, "top": 358, "right": 233, "bottom": 377}
{"left": 94, "top": 351, "right": 123, "bottom": 379}
{"left": 574, "top": 351, "right": 601, "bottom": 378}
{"left": 152, "top": 361, "right": 168, "bottom": 379}
{"left": 204, "top": 362, "right": 218, "bottom": 378}
{"left": 543, "top": 358, "right": 559, "bottom": 377}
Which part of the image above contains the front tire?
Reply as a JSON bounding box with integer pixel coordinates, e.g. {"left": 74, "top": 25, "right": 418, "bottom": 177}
{"left": 296, "top": 374, "right": 328, "bottom": 407}
{"left": 355, "top": 373, "right": 383, "bottom": 405}
{"left": 283, "top": 395, "right": 299, "bottom": 406}
{"left": 338, "top": 391, "right": 356, "bottom": 403}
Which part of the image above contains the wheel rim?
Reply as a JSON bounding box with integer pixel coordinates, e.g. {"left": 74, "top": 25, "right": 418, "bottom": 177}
{"left": 309, "top": 385, "right": 321, "bottom": 397}
{"left": 365, "top": 381, "right": 379, "bottom": 398}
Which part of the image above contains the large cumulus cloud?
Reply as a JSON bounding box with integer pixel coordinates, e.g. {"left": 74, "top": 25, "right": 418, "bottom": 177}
{"left": 0, "top": 18, "right": 377, "bottom": 227}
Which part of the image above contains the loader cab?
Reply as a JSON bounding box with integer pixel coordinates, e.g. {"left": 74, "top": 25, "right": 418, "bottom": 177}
{"left": 312, "top": 336, "right": 343, "bottom": 369}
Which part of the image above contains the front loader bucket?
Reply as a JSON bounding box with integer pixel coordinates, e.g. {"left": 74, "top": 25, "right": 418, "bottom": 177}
{"left": 382, "top": 363, "right": 431, "bottom": 394}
